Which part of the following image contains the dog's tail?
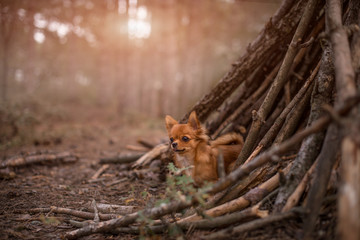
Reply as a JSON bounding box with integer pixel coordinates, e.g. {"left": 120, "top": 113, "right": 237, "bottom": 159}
{"left": 211, "top": 132, "right": 244, "bottom": 147}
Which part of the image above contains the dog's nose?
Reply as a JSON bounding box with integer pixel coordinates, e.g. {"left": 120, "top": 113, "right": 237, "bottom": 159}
{"left": 172, "top": 142, "right": 177, "bottom": 148}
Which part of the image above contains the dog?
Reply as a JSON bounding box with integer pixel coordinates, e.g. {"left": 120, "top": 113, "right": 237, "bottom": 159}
{"left": 165, "top": 111, "right": 243, "bottom": 186}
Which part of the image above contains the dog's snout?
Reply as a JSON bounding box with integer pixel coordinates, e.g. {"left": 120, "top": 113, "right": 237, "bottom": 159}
{"left": 171, "top": 142, "right": 178, "bottom": 148}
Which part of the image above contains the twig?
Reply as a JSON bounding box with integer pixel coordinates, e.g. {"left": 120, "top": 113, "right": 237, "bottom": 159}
{"left": 64, "top": 196, "right": 195, "bottom": 239}
{"left": 91, "top": 199, "right": 100, "bottom": 223}
{"left": 110, "top": 205, "right": 268, "bottom": 235}
{"left": 99, "top": 153, "right": 144, "bottom": 164}
{"left": 132, "top": 143, "right": 168, "bottom": 168}
{"left": 29, "top": 207, "right": 121, "bottom": 221}
{"left": 282, "top": 158, "right": 318, "bottom": 212}
{"left": 87, "top": 203, "right": 136, "bottom": 215}
{"left": 303, "top": 123, "right": 341, "bottom": 239}
{"left": 69, "top": 220, "right": 93, "bottom": 228}
{"left": 267, "top": 61, "right": 320, "bottom": 148}
{"left": 137, "top": 138, "right": 156, "bottom": 149}
{"left": 90, "top": 164, "right": 109, "bottom": 180}
{"left": 125, "top": 145, "right": 149, "bottom": 152}
{"left": 0, "top": 168, "right": 16, "bottom": 179}
{"left": 217, "top": 150, "right": 226, "bottom": 179}
{"left": 273, "top": 79, "right": 314, "bottom": 144}
{"left": 204, "top": 208, "right": 302, "bottom": 240}
{"left": 299, "top": 37, "right": 315, "bottom": 48}
{"left": 105, "top": 178, "right": 127, "bottom": 187}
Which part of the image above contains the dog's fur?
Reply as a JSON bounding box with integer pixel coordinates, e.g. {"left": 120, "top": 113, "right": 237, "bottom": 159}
{"left": 165, "top": 111, "right": 243, "bottom": 186}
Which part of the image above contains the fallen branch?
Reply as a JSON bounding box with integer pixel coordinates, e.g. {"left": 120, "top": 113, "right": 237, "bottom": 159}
{"left": 29, "top": 207, "right": 121, "bottom": 221}
{"left": 111, "top": 204, "right": 268, "bottom": 235}
{"left": 125, "top": 144, "right": 149, "bottom": 152}
{"left": 137, "top": 138, "right": 156, "bottom": 149}
{"left": 64, "top": 195, "right": 195, "bottom": 239}
{"left": 0, "top": 168, "right": 16, "bottom": 179}
{"left": 86, "top": 203, "right": 136, "bottom": 215}
{"left": 99, "top": 152, "right": 144, "bottom": 164}
{"left": 0, "top": 151, "right": 78, "bottom": 169}
{"left": 205, "top": 208, "right": 302, "bottom": 240}
{"left": 90, "top": 164, "right": 109, "bottom": 180}
{"left": 117, "top": 166, "right": 161, "bottom": 180}
{"left": 91, "top": 199, "right": 100, "bottom": 223}
{"left": 132, "top": 143, "right": 168, "bottom": 168}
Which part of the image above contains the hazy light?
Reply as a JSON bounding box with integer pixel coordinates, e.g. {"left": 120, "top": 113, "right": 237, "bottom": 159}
{"left": 129, "top": 0, "right": 137, "bottom": 7}
{"left": 118, "top": 0, "right": 127, "bottom": 14}
{"left": 127, "top": 6, "right": 151, "bottom": 39}
{"left": 76, "top": 72, "right": 90, "bottom": 86}
{"left": 48, "top": 21, "right": 59, "bottom": 32}
{"left": 128, "top": 19, "right": 151, "bottom": 39}
{"left": 17, "top": 9, "right": 26, "bottom": 20}
{"left": 34, "top": 13, "right": 47, "bottom": 28}
{"left": 57, "top": 23, "right": 70, "bottom": 38}
{"left": 34, "top": 30, "right": 45, "bottom": 43}
{"left": 137, "top": 6, "right": 147, "bottom": 20}
{"left": 47, "top": 20, "right": 70, "bottom": 39}
{"left": 15, "top": 69, "right": 24, "bottom": 83}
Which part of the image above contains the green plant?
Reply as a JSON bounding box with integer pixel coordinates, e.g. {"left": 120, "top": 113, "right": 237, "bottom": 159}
{"left": 136, "top": 163, "right": 213, "bottom": 239}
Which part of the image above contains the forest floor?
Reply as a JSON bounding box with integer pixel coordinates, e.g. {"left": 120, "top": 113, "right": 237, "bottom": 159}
{"left": 0, "top": 106, "right": 172, "bottom": 239}
{"left": 0, "top": 106, "right": 337, "bottom": 240}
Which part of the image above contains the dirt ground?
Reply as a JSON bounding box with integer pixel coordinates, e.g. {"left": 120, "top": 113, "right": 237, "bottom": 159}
{"left": 0, "top": 107, "right": 172, "bottom": 239}
{"left": 0, "top": 107, "right": 337, "bottom": 240}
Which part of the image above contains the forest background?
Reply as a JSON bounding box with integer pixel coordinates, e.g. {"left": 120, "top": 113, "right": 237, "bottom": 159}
{"left": 0, "top": 0, "right": 280, "bottom": 150}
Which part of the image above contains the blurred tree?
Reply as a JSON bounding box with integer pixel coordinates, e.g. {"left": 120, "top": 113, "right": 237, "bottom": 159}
{"left": 0, "top": 0, "right": 280, "bottom": 118}
{"left": 0, "top": 0, "right": 18, "bottom": 102}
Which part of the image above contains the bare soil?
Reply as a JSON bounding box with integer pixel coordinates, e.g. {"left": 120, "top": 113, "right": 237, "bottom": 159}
{"left": 0, "top": 107, "right": 169, "bottom": 239}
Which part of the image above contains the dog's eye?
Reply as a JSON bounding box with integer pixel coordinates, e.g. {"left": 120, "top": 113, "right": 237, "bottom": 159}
{"left": 170, "top": 137, "right": 174, "bottom": 143}
{"left": 182, "top": 136, "right": 190, "bottom": 142}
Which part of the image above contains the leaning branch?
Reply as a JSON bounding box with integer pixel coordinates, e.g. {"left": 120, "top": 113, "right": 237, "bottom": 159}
{"left": 234, "top": 0, "right": 321, "bottom": 167}
{"left": 181, "top": 0, "right": 308, "bottom": 123}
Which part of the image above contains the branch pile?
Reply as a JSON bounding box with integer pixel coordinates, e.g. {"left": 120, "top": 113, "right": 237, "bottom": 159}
{"left": 33, "top": 0, "right": 360, "bottom": 239}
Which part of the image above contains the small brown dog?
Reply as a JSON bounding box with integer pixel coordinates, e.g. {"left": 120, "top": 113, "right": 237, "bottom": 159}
{"left": 165, "top": 111, "right": 243, "bottom": 186}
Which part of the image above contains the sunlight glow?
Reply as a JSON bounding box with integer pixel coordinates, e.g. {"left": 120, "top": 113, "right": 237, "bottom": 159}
{"left": 34, "top": 13, "right": 47, "bottom": 28}
{"left": 118, "top": 0, "right": 127, "bottom": 14}
{"left": 137, "top": 6, "right": 148, "bottom": 20}
{"left": 34, "top": 30, "right": 45, "bottom": 43}
{"left": 127, "top": 6, "right": 151, "bottom": 39}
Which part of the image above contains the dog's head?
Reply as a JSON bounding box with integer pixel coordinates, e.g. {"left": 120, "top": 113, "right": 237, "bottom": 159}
{"left": 165, "top": 111, "right": 207, "bottom": 154}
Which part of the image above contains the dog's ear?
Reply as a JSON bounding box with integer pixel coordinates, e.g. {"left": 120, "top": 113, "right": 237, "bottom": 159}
{"left": 165, "top": 115, "right": 178, "bottom": 134}
{"left": 188, "top": 111, "right": 200, "bottom": 131}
